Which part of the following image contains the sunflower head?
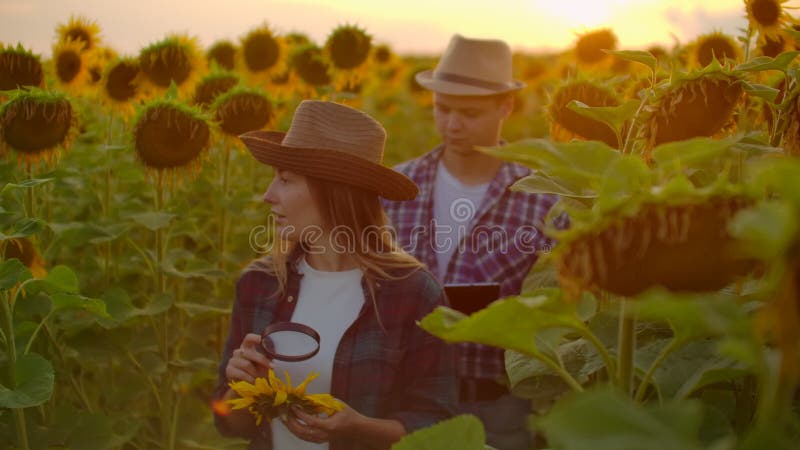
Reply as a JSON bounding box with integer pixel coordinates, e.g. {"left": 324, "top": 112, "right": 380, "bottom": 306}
{"left": 132, "top": 97, "right": 210, "bottom": 173}
{"left": 0, "top": 88, "right": 77, "bottom": 166}
{"left": 241, "top": 25, "right": 283, "bottom": 75}
{"left": 139, "top": 34, "right": 204, "bottom": 92}
{"left": 212, "top": 86, "right": 272, "bottom": 137}
{"left": 779, "top": 87, "right": 800, "bottom": 155}
{"left": 547, "top": 79, "right": 621, "bottom": 148}
{"left": 758, "top": 34, "right": 788, "bottom": 57}
{"left": 692, "top": 32, "right": 741, "bottom": 67}
{"left": 52, "top": 38, "right": 90, "bottom": 92}
{"left": 207, "top": 40, "right": 237, "bottom": 71}
{"left": 285, "top": 32, "right": 311, "bottom": 47}
{"left": 574, "top": 28, "right": 617, "bottom": 65}
{"left": 2, "top": 238, "right": 46, "bottom": 278}
{"left": 56, "top": 15, "right": 101, "bottom": 51}
{"left": 326, "top": 24, "right": 371, "bottom": 70}
{"left": 0, "top": 44, "right": 44, "bottom": 91}
{"left": 102, "top": 57, "right": 142, "bottom": 108}
{"left": 193, "top": 71, "right": 240, "bottom": 109}
{"left": 290, "top": 44, "right": 331, "bottom": 86}
{"left": 746, "top": 0, "right": 790, "bottom": 42}
{"left": 373, "top": 44, "right": 393, "bottom": 64}
{"left": 642, "top": 66, "right": 743, "bottom": 150}
{"left": 557, "top": 195, "right": 756, "bottom": 297}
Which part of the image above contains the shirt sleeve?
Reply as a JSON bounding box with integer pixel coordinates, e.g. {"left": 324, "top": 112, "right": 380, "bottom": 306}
{"left": 213, "top": 271, "right": 261, "bottom": 439}
{"left": 385, "top": 272, "right": 458, "bottom": 433}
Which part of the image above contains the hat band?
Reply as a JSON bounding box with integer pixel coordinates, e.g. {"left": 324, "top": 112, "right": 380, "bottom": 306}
{"left": 434, "top": 71, "right": 512, "bottom": 91}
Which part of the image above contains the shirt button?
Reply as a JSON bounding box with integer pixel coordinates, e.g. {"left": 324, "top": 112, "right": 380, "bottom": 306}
{"left": 287, "top": 295, "right": 294, "bottom": 303}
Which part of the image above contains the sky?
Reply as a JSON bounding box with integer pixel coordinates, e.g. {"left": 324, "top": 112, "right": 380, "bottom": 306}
{"left": 0, "top": 0, "right": 797, "bottom": 58}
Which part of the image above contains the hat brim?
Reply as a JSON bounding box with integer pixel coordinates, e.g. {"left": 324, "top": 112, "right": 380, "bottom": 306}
{"left": 239, "top": 131, "right": 419, "bottom": 201}
{"left": 415, "top": 70, "right": 525, "bottom": 96}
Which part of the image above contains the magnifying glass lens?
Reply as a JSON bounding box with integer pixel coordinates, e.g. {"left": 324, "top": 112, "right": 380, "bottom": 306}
{"left": 259, "top": 322, "right": 321, "bottom": 362}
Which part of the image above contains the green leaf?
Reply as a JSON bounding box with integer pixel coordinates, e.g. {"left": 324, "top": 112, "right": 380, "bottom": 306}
{"left": 729, "top": 200, "right": 798, "bottom": 260}
{"left": 536, "top": 388, "right": 704, "bottom": 450}
{"left": 478, "top": 138, "right": 620, "bottom": 179}
{"left": 391, "top": 415, "right": 486, "bottom": 450}
{"left": 44, "top": 265, "right": 79, "bottom": 293}
{"left": 739, "top": 81, "right": 780, "bottom": 103}
{"left": 129, "top": 212, "right": 176, "bottom": 231}
{"left": 51, "top": 293, "right": 110, "bottom": 318}
{"left": 511, "top": 173, "right": 598, "bottom": 198}
{"left": 0, "top": 218, "right": 46, "bottom": 240}
{"left": 734, "top": 51, "right": 800, "bottom": 73}
{"left": 0, "top": 178, "right": 54, "bottom": 196}
{"left": 567, "top": 99, "right": 640, "bottom": 137}
{"left": 0, "top": 353, "right": 54, "bottom": 408}
{"left": 651, "top": 136, "right": 736, "bottom": 169}
{"left": 0, "top": 258, "right": 31, "bottom": 290}
{"left": 419, "top": 293, "right": 586, "bottom": 356}
{"left": 597, "top": 155, "right": 653, "bottom": 212}
{"left": 605, "top": 49, "right": 657, "bottom": 73}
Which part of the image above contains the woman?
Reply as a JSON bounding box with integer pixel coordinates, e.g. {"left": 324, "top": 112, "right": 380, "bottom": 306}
{"left": 213, "top": 100, "right": 457, "bottom": 450}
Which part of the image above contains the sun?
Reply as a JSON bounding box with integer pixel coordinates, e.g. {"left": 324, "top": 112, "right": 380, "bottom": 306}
{"left": 533, "top": 1, "right": 614, "bottom": 28}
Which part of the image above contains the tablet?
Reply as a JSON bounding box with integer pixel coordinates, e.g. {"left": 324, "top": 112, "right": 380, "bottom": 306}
{"left": 444, "top": 283, "right": 501, "bottom": 315}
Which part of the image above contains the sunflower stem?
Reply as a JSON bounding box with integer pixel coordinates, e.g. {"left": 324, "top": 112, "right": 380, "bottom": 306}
{"left": 617, "top": 299, "right": 636, "bottom": 396}
{"left": 219, "top": 147, "right": 231, "bottom": 270}
{"left": 622, "top": 99, "right": 647, "bottom": 155}
{"left": 634, "top": 337, "right": 681, "bottom": 402}
{"left": 25, "top": 164, "right": 35, "bottom": 219}
{"left": 1, "top": 290, "right": 29, "bottom": 450}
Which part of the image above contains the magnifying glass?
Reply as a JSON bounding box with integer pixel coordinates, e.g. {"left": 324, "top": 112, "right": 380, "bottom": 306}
{"left": 259, "top": 322, "right": 321, "bottom": 362}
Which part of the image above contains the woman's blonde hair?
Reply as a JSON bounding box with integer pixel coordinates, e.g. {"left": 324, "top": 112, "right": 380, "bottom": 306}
{"left": 249, "top": 174, "right": 424, "bottom": 325}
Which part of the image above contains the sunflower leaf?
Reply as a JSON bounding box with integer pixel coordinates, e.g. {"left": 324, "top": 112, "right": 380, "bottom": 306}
{"left": 0, "top": 178, "right": 54, "bottom": 197}
{"left": 391, "top": 415, "right": 486, "bottom": 450}
{"left": 0, "top": 218, "right": 46, "bottom": 240}
{"left": 0, "top": 353, "right": 54, "bottom": 408}
{"left": 739, "top": 81, "right": 780, "bottom": 103}
{"left": 129, "top": 212, "right": 177, "bottom": 231}
{"left": 604, "top": 50, "right": 657, "bottom": 74}
{"left": 650, "top": 136, "right": 736, "bottom": 169}
{"left": 0, "top": 258, "right": 31, "bottom": 290}
{"left": 567, "top": 99, "right": 639, "bottom": 138}
{"left": 511, "top": 173, "right": 598, "bottom": 198}
{"left": 734, "top": 51, "right": 800, "bottom": 73}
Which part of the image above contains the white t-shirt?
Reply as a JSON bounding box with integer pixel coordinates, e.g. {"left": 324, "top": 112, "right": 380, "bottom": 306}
{"left": 271, "top": 257, "right": 365, "bottom": 450}
{"left": 432, "top": 161, "right": 490, "bottom": 281}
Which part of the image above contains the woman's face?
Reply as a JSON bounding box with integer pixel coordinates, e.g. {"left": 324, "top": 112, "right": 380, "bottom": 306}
{"left": 263, "top": 168, "right": 326, "bottom": 243}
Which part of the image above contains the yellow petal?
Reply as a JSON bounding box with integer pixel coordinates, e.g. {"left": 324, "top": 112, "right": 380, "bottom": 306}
{"left": 225, "top": 397, "right": 254, "bottom": 410}
{"left": 284, "top": 370, "right": 293, "bottom": 391}
{"left": 268, "top": 369, "right": 285, "bottom": 391}
{"left": 255, "top": 377, "right": 274, "bottom": 395}
{"left": 304, "top": 394, "right": 345, "bottom": 414}
{"left": 228, "top": 380, "right": 260, "bottom": 397}
{"left": 273, "top": 389, "right": 288, "bottom": 407}
{"left": 294, "top": 371, "right": 319, "bottom": 396}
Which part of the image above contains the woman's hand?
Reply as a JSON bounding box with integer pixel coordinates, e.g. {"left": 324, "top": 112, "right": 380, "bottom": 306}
{"left": 283, "top": 403, "right": 363, "bottom": 443}
{"left": 224, "top": 332, "right": 273, "bottom": 383}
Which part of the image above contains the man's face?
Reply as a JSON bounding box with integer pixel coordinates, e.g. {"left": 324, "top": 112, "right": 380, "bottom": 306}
{"left": 433, "top": 92, "right": 512, "bottom": 156}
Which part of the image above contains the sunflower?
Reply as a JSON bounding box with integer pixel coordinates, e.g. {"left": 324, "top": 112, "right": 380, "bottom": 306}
{"left": 548, "top": 79, "right": 621, "bottom": 148}
{"left": 0, "top": 44, "right": 44, "bottom": 91}
{"left": 758, "top": 34, "right": 788, "bottom": 57}
{"left": 642, "top": 66, "right": 743, "bottom": 151}
{"left": 212, "top": 86, "right": 272, "bottom": 138}
{"left": 139, "top": 34, "right": 204, "bottom": 94}
{"left": 207, "top": 40, "right": 237, "bottom": 71}
{"left": 746, "top": 0, "right": 791, "bottom": 42}
{"left": 240, "top": 25, "right": 286, "bottom": 79}
{"left": 192, "top": 71, "right": 240, "bottom": 109}
{"left": 290, "top": 44, "right": 331, "bottom": 88}
{"left": 0, "top": 88, "right": 77, "bottom": 166}
{"left": 692, "top": 32, "right": 741, "bottom": 67}
{"left": 2, "top": 237, "right": 46, "bottom": 278}
{"left": 225, "top": 369, "right": 344, "bottom": 425}
{"left": 132, "top": 98, "right": 210, "bottom": 176}
{"left": 56, "top": 15, "right": 101, "bottom": 51}
{"left": 52, "top": 38, "right": 90, "bottom": 93}
{"left": 101, "top": 57, "right": 143, "bottom": 116}
{"left": 779, "top": 87, "right": 800, "bottom": 155}
{"left": 574, "top": 29, "right": 617, "bottom": 65}
{"left": 372, "top": 44, "right": 393, "bottom": 65}
{"left": 285, "top": 32, "right": 312, "bottom": 47}
{"left": 557, "top": 195, "right": 756, "bottom": 298}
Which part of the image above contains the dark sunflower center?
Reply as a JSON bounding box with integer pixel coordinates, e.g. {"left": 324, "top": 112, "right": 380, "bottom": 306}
{"left": 0, "top": 52, "right": 43, "bottom": 90}
{"left": 575, "top": 31, "right": 616, "bottom": 64}
{"left": 292, "top": 48, "right": 330, "bottom": 86}
{"left": 208, "top": 43, "right": 236, "bottom": 71}
{"left": 696, "top": 37, "right": 737, "bottom": 67}
{"left": 243, "top": 34, "right": 280, "bottom": 72}
{"left": 549, "top": 82, "right": 619, "bottom": 147}
{"left": 106, "top": 61, "right": 139, "bottom": 102}
{"left": 751, "top": 0, "right": 781, "bottom": 26}
{"left": 194, "top": 76, "right": 238, "bottom": 108}
{"left": 1, "top": 98, "right": 72, "bottom": 153}
{"left": 3, "top": 238, "right": 35, "bottom": 267}
{"left": 141, "top": 46, "right": 192, "bottom": 87}
{"left": 329, "top": 30, "right": 370, "bottom": 69}
{"left": 215, "top": 93, "right": 272, "bottom": 135}
{"left": 374, "top": 46, "right": 391, "bottom": 64}
{"left": 56, "top": 50, "right": 82, "bottom": 83}
{"left": 134, "top": 106, "right": 209, "bottom": 169}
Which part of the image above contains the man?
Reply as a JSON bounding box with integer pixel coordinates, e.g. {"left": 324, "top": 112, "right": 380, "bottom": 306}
{"left": 382, "top": 34, "right": 562, "bottom": 449}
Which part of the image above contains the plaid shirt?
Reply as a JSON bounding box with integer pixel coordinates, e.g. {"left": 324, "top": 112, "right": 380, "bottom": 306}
{"left": 214, "top": 250, "right": 457, "bottom": 450}
{"left": 382, "top": 145, "right": 559, "bottom": 381}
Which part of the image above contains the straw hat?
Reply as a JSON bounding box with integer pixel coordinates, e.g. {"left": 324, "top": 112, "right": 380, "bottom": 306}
{"left": 239, "top": 100, "right": 418, "bottom": 201}
{"left": 416, "top": 34, "right": 525, "bottom": 96}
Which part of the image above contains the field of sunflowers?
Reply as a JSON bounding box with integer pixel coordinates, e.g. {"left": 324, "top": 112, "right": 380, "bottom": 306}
{"left": 2, "top": 0, "right": 800, "bottom": 448}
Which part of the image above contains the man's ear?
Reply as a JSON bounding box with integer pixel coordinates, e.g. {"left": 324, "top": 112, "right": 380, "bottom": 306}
{"left": 499, "top": 94, "right": 514, "bottom": 119}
